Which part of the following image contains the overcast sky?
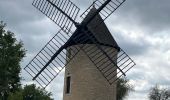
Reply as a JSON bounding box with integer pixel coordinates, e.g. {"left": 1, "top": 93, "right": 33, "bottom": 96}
{"left": 0, "top": 0, "right": 170, "bottom": 100}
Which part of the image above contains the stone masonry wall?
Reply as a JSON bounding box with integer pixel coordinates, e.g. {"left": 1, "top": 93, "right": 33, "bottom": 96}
{"left": 63, "top": 44, "right": 117, "bottom": 100}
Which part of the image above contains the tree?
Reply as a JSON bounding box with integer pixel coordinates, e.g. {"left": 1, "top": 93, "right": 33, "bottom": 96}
{"left": 149, "top": 84, "right": 170, "bottom": 100}
{"left": 0, "top": 21, "right": 53, "bottom": 100}
{"left": 0, "top": 21, "right": 26, "bottom": 99}
{"left": 8, "top": 90, "right": 23, "bottom": 100}
{"left": 117, "top": 78, "right": 133, "bottom": 100}
{"left": 8, "top": 84, "right": 53, "bottom": 100}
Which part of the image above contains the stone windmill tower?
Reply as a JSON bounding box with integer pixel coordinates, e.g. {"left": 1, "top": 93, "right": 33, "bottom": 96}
{"left": 63, "top": 7, "right": 119, "bottom": 100}
{"left": 24, "top": 0, "right": 135, "bottom": 100}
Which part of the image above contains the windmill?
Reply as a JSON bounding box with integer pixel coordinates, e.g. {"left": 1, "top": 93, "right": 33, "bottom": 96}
{"left": 24, "top": 0, "right": 136, "bottom": 99}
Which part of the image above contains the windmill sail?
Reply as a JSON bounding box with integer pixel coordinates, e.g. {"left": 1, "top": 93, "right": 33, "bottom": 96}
{"left": 24, "top": 30, "right": 81, "bottom": 88}
{"left": 83, "top": 44, "right": 135, "bottom": 84}
{"left": 32, "top": 0, "right": 80, "bottom": 33}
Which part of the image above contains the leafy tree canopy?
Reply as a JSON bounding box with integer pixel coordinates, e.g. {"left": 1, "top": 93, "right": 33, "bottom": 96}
{"left": 8, "top": 84, "right": 53, "bottom": 100}
{"left": 0, "top": 21, "right": 53, "bottom": 100}
{"left": 117, "top": 78, "right": 133, "bottom": 100}
{"left": 149, "top": 84, "right": 170, "bottom": 100}
{"left": 0, "top": 21, "right": 26, "bottom": 99}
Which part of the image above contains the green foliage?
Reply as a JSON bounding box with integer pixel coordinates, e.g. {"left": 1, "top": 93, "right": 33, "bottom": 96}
{"left": 8, "top": 90, "right": 23, "bottom": 100}
{"left": 0, "top": 21, "right": 26, "bottom": 99}
{"left": 7, "top": 84, "right": 53, "bottom": 100}
{"left": 22, "top": 84, "right": 53, "bottom": 100}
{"left": 149, "top": 84, "right": 170, "bottom": 100}
{"left": 117, "top": 78, "right": 133, "bottom": 100}
{"left": 0, "top": 21, "right": 53, "bottom": 100}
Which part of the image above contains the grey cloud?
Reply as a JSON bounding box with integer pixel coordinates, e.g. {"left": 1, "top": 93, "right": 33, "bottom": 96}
{"left": 128, "top": 60, "right": 170, "bottom": 87}
{"left": 119, "top": 40, "right": 150, "bottom": 56}
{"left": 21, "top": 33, "right": 51, "bottom": 53}
{"left": 128, "top": 92, "right": 148, "bottom": 100}
{"left": 111, "top": 31, "right": 151, "bottom": 56}
{"left": 0, "top": 0, "right": 44, "bottom": 26}
{"left": 117, "top": 0, "right": 170, "bottom": 33}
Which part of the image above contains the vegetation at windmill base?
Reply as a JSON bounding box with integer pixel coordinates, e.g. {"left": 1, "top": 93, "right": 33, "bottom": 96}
{"left": 0, "top": 21, "right": 53, "bottom": 100}
{"left": 8, "top": 84, "right": 53, "bottom": 100}
{"left": 148, "top": 84, "right": 170, "bottom": 100}
{"left": 117, "top": 78, "right": 133, "bottom": 100}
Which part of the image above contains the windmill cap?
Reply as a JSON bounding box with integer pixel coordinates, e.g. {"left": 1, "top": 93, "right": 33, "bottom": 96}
{"left": 66, "top": 7, "right": 120, "bottom": 51}
{"left": 84, "top": 7, "right": 120, "bottom": 50}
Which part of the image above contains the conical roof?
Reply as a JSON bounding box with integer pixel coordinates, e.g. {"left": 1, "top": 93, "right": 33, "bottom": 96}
{"left": 84, "top": 7, "right": 119, "bottom": 48}
{"left": 66, "top": 7, "right": 119, "bottom": 50}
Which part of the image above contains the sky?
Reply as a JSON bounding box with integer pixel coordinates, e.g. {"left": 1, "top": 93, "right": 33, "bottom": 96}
{"left": 0, "top": 0, "right": 170, "bottom": 100}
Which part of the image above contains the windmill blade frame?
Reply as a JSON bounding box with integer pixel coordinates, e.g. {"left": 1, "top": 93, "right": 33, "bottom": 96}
{"left": 24, "top": 30, "right": 81, "bottom": 88}
{"left": 80, "top": 29, "right": 135, "bottom": 84}
{"left": 32, "top": 0, "right": 80, "bottom": 33}
{"left": 83, "top": 45, "right": 136, "bottom": 84}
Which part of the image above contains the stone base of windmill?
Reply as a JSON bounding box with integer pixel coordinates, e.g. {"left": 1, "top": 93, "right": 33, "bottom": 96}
{"left": 63, "top": 45, "right": 117, "bottom": 100}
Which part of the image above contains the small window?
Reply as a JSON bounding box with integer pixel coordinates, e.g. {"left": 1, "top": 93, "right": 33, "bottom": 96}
{"left": 66, "top": 76, "right": 71, "bottom": 94}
